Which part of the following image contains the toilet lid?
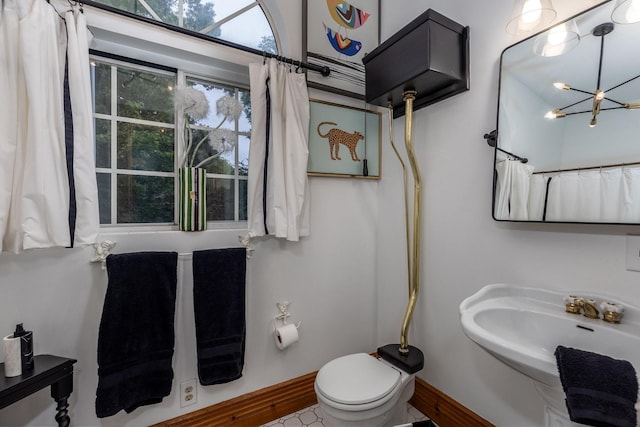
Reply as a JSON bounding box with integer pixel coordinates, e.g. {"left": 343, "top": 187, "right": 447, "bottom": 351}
{"left": 315, "top": 353, "right": 401, "bottom": 405}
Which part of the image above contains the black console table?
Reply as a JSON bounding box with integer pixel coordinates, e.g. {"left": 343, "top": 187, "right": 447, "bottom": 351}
{"left": 0, "top": 355, "right": 77, "bottom": 427}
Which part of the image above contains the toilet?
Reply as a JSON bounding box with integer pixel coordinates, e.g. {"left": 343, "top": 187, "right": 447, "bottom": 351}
{"left": 314, "top": 353, "right": 416, "bottom": 427}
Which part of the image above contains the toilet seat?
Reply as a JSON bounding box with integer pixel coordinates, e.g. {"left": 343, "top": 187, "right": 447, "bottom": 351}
{"left": 315, "top": 353, "right": 402, "bottom": 407}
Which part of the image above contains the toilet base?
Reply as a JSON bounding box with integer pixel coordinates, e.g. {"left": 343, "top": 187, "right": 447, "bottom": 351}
{"left": 378, "top": 344, "right": 424, "bottom": 374}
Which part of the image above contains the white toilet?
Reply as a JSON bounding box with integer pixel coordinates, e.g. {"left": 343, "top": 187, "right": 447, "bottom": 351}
{"left": 314, "top": 353, "right": 416, "bottom": 427}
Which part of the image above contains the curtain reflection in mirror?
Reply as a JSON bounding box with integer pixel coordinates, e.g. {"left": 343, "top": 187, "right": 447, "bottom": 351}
{"left": 496, "top": 163, "right": 640, "bottom": 222}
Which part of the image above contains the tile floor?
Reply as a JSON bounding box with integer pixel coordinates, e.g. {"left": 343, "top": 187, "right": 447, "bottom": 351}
{"left": 260, "top": 403, "right": 432, "bottom": 427}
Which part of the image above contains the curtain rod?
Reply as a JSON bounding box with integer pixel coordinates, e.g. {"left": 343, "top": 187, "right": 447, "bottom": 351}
{"left": 82, "top": 0, "right": 331, "bottom": 77}
{"left": 533, "top": 160, "right": 640, "bottom": 175}
{"left": 484, "top": 130, "right": 528, "bottom": 163}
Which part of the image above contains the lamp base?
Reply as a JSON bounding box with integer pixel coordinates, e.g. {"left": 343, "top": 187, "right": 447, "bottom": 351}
{"left": 377, "top": 344, "right": 424, "bottom": 374}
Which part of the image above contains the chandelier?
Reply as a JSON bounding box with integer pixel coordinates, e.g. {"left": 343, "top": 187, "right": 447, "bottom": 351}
{"left": 544, "top": 22, "right": 640, "bottom": 127}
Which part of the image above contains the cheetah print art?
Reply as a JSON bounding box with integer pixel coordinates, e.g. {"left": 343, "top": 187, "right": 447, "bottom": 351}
{"left": 317, "top": 121, "right": 364, "bottom": 161}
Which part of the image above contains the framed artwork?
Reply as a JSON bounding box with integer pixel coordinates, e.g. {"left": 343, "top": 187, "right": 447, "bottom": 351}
{"left": 302, "top": 0, "right": 380, "bottom": 99}
{"left": 308, "top": 99, "right": 381, "bottom": 179}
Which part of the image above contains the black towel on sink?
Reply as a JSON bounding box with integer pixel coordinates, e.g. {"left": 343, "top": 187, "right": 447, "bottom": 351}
{"left": 193, "top": 248, "right": 246, "bottom": 385}
{"left": 96, "top": 251, "right": 178, "bottom": 418}
{"left": 555, "top": 345, "right": 638, "bottom": 427}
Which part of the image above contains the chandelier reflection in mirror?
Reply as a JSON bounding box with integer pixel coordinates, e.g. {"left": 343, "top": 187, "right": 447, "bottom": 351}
{"left": 543, "top": 22, "right": 640, "bottom": 127}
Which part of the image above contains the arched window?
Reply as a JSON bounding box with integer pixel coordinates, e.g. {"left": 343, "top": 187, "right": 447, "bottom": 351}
{"left": 88, "top": 0, "right": 278, "bottom": 53}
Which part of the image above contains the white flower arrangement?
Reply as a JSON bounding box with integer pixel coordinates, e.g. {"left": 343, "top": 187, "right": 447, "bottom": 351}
{"left": 173, "top": 86, "right": 244, "bottom": 169}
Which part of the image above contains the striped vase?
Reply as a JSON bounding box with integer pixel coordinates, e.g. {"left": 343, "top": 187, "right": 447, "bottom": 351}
{"left": 179, "top": 167, "right": 207, "bottom": 231}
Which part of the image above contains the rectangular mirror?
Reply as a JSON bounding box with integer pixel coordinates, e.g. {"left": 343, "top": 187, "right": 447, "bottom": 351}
{"left": 493, "top": 0, "right": 640, "bottom": 224}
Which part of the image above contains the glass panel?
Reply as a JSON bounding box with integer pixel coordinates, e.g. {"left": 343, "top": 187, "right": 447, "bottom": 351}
{"left": 117, "top": 122, "right": 174, "bottom": 172}
{"left": 95, "top": 118, "right": 111, "bottom": 168}
{"left": 117, "top": 66, "right": 175, "bottom": 123}
{"left": 216, "top": 6, "right": 275, "bottom": 51}
{"left": 117, "top": 174, "right": 174, "bottom": 223}
{"left": 238, "top": 134, "right": 249, "bottom": 176}
{"left": 92, "top": 62, "right": 111, "bottom": 115}
{"left": 208, "top": 0, "right": 253, "bottom": 21}
{"left": 186, "top": 80, "right": 232, "bottom": 128}
{"left": 87, "top": 1, "right": 276, "bottom": 54}
{"left": 238, "top": 88, "right": 251, "bottom": 133}
{"left": 92, "top": 0, "right": 178, "bottom": 24}
{"left": 239, "top": 179, "right": 247, "bottom": 220}
{"left": 97, "top": 173, "right": 111, "bottom": 224}
{"left": 206, "top": 178, "right": 234, "bottom": 220}
{"left": 189, "top": 127, "right": 236, "bottom": 174}
{"left": 183, "top": 0, "right": 218, "bottom": 35}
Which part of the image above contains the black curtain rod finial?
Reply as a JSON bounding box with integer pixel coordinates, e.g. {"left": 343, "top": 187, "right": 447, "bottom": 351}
{"left": 484, "top": 129, "right": 528, "bottom": 163}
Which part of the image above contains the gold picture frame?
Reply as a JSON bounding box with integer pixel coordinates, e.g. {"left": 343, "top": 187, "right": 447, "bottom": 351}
{"left": 308, "top": 99, "right": 381, "bottom": 179}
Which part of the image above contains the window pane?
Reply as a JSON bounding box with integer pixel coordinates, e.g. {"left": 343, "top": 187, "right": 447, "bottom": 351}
{"left": 117, "top": 175, "right": 174, "bottom": 223}
{"left": 97, "top": 173, "right": 111, "bottom": 224}
{"left": 117, "top": 122, "right": 174, "bottom": 172}
{"left": 93, "top": 62, "right": 111, "bottom": 115}
{"left": 238, "top": 89, "right": 251, "bottom": 133}
{"left": 183, "top": 0, "right": 218, "bottom": 35}
{"left": 217, "top": 6, "right": 275, "bottom": 51}
{"left": 95, "top": 118, "right": 111, "bottom": 168}
{"left": 117, "top": 67, "right": 175, "bottom": 123}
{"left": 238, "top": 134, "right": 249, "bottom": 176}
{"left": 87, "top": 1, "right": 277, "bottom": 55}
{"left": 189, "top": 127, "right": 236, "bottom": 174}
{"left": 206, "top": 178, "right": 234, "bottom": 220}
{"left": 186, "top": 81, "right": 231, "bottom": 127}
{"left": 239, "top": 179, "right": 247, "bottom": 220}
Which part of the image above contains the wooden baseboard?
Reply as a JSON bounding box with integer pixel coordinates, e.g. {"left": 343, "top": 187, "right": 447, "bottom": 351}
{"left": 152, "top": 372, "right": 493, "bottom": 427}
{"left": 149, "top": 372, "right": 318, "bottom": 427}
{"left": 409, "top": 377, "right": 495, "bottom": 427}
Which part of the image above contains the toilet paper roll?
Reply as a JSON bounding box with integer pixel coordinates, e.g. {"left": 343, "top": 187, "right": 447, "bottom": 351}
{"left": 274, "top": 323, "right": 299, "bottom": 350}
{"left": 3, "top": 335, "right": 22, "bottom": 377}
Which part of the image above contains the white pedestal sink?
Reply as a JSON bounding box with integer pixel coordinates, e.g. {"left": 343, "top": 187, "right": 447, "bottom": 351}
{"left": 459, "top": 284, "right": 640, "bottom": 426}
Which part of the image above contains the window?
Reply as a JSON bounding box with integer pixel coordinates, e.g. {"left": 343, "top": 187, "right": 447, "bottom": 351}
{"left": 92, "top": 56, "right": 250, "bottom": 226}
{"left": 86, "top": 0, "right": 278, "bottom": 54}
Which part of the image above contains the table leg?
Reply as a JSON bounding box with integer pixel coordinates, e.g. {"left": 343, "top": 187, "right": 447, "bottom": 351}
{"left": 54, "top": 397, "right": 70, "bottom": 427}
{"left": 50, "top": 372, "right": 73, "bottom": 427}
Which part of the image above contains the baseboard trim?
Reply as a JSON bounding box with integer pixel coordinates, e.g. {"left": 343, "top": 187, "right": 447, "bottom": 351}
{"left": 149, "top": 372, "right": 318, "bottom": 427}
{"left": 152, "top": 372, "right": 494, "bottom": 427}
{"left": 409, "top": 377, "right": 495, "bottom": 427}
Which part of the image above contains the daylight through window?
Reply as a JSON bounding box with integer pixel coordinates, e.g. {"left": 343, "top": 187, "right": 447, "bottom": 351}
{"left": 92, "top": 56, "right": 250, "bottom": 226}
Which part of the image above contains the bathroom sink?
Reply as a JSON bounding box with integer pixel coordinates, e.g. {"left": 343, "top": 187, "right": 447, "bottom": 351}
{"left": 459, "top": 284, "right": 640, "bottom": 387}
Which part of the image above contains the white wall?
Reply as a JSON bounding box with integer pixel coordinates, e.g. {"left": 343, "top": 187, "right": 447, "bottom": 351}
{"left": 375, "top": 1, "right": 640, "bottom": 426}
{"left": 0, "top": 0, "right": 380, "bottom": 425}
{"left": 3, "top": 1, "right": 640, "bottom": 427}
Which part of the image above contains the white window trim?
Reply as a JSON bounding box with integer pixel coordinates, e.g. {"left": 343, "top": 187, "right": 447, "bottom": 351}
{"left": 83, "top": 3, "right": 269, "bottom": 232}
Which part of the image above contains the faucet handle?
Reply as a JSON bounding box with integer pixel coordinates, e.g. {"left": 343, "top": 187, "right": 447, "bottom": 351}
{"left": 582, "top": 298, "right": 600, "bottom": 319}
{"left": 599, "top": 301, "right": 624, "bottom": 323}
{"left": 564, "top": 295, "right": 583, "bottom": 314}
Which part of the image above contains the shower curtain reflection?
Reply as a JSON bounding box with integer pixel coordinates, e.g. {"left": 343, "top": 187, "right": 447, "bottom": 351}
{"left": 496, "top": 162, "right": 640, "bottom": 223}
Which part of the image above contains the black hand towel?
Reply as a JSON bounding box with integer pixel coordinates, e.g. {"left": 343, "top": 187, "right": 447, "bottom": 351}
{"left": 96, "top": 251, "right": 178, "bottom": 418}
{"left": 555, "top": 345, "right": 638, "bottom": 427}
{"left": 193, "top": 248, "right": 246, "bottom": 385}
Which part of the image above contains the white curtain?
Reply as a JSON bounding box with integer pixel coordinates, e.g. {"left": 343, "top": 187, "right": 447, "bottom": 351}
{"left": 0, "top": 0, "right": 98, "bottom": 253}
{"left": 544, "top": 166, "right": 640, "bottom": 223}
{"left": 495, "top": 159, "right": 534, "bottom": 220}
{"left": 65, "top": 10, "right": 100, "bottom": 246}
{"left": 247, "top": 58, "right": 310, "bottom": 241}
{"left": 503, "top": 165, "right": 640, "bottom": 223}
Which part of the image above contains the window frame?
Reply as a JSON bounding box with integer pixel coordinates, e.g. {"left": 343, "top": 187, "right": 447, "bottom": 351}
{"left": 83, "top": 0, "right": 284, "bottom": 231}
{"left": 82, "top": 0, "right": 281, "bottom": 56}
{"left": 91, "top": 52, "right": 250, "bottom": 230}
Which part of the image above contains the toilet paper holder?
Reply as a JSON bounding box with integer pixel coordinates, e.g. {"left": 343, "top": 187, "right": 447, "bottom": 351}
{"left": 275, "top": 301, "right": 301, "bottom": 328}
